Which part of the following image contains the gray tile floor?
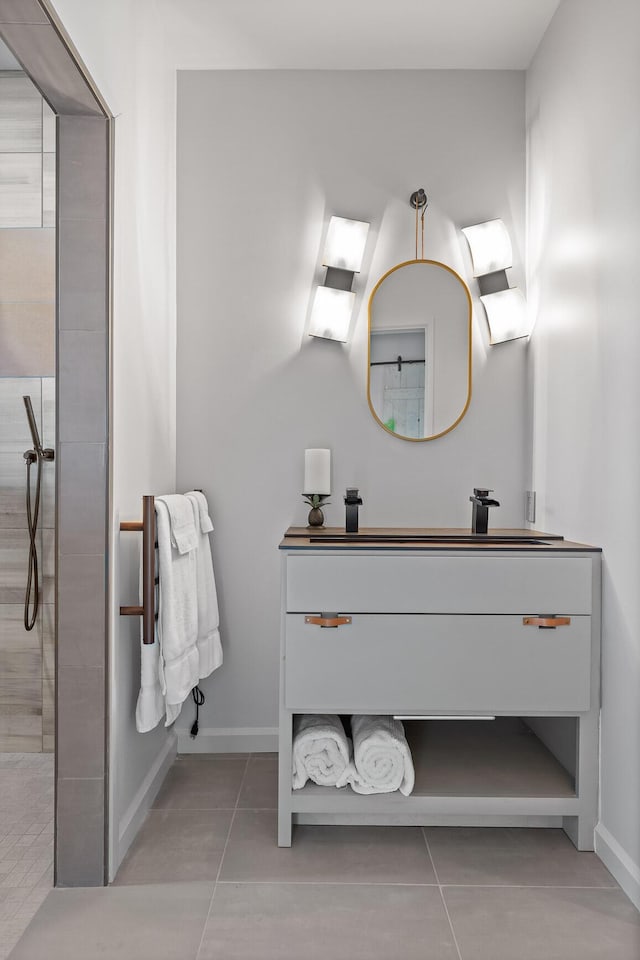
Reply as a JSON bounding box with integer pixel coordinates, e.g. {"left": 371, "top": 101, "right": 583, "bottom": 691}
{"left": 0, "top": 754, "right": 54, "bottom": 960}
{"left": 8, "top": 752, "right": 640, "bottom": 959}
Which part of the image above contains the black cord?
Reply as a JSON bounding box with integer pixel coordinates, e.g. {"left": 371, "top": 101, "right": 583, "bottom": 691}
{"left": 24, "top": 454, "right": 42, "bottom": 631}
{"left": 190, "top": 685, "right": 205, "bottom": 738}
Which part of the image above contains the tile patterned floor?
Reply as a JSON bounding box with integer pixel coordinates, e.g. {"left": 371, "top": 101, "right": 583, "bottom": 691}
{"left": 8, "top": 752, "right": 640, "bottom": 959}
{"left": 0, "top": 754, "right": 54, "bottom": 960}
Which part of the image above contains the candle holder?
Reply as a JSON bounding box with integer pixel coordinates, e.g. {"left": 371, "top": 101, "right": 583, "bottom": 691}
{"left": 303, "top": 493, "right": 330, "bottom": 528}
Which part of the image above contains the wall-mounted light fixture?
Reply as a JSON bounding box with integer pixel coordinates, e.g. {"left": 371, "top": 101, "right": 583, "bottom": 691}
{"left": 462, "top": 219, "right": 512, "bottom": 277}
{"left": 461, "top": 218, "right": 531, "bottom": 344}
{"left": 309, "top": 216, "right": 370, "bottom": 342}
{"left": 479, "top": 288, "right": 529, "bottom": 344}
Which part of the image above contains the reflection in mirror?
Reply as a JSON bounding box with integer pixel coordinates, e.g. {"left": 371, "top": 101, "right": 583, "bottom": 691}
{"left": 370, "top": 330, "right": 431, "bottom": 439}
{"left": 367, "top": 260, "right": 472, "bottom": 442}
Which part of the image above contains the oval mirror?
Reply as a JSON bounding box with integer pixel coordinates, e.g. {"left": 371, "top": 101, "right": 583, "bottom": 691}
{"left": 367, "top": 259, "right": 472, "bottom": 441}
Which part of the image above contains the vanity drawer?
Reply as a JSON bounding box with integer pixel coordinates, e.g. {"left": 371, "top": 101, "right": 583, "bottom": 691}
{"left": 284, "top": 613, "right": 592, "bottom": 713}
{"left": 286, "top": 555, "right": 592, "bottom": 614}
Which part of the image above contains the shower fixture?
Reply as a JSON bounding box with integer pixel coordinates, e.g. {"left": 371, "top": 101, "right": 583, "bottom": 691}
{"left": 22, "top": 396, "right": 54, "bottom": 632}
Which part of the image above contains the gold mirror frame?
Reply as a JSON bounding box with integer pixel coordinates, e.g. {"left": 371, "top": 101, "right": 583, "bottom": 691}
{"left": 367, "top": 258, "right": 473, "bottom": 442}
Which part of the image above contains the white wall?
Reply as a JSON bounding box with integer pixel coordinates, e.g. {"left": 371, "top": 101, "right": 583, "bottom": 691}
{"left": 527, "top": 0, "right": 640, "bottom": 906}
{"left": 176, "top": 70, "right": 527, "bottom": 746}
{"left": 49, "top": 0, "right": 178, "bottom": 877}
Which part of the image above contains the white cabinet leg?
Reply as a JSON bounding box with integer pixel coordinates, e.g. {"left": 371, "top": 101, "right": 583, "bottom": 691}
{"left": 563, "top": 814, "right": 596, "bottom": 852}
{"left": 278, "top": 710, "right": 293, "bottom": 847}
{"left": 278, "top": 807, "right": 292, "bottom": 847}
{"left": 564, "top": 712, "right": 599, "bottom": 851}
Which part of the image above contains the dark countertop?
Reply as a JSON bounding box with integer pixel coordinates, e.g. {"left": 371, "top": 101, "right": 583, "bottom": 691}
{"left": 279, "top": 527, "right": 601, "bottom": 552}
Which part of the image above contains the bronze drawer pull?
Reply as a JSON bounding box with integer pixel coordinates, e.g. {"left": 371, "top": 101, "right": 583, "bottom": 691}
{"left": 523, "top": 616, "right": 571, "bottom": 628}
{"left": 305, "top": 615, "right": 352, "bottom": 628}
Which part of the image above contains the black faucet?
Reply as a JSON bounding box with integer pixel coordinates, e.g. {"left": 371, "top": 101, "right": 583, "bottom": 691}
{"left": 344, "top": 488, "right": 363, "bottom": 534}
{"left": 469, "top": 487, "right": 500, "bottom": 535}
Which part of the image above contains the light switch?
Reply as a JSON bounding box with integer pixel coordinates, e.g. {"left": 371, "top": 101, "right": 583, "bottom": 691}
{"left": 526, "top": 490, "right": 536, "bottom": 524}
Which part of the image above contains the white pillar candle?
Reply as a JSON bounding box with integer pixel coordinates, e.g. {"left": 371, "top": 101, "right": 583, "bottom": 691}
{"left": 304, "top": 449, "right": 331, "bottom": 495}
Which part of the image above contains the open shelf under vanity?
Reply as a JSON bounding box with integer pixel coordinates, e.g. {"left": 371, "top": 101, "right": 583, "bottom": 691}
{"left": 290, "top": 718, "right": 578, "bottom": 826}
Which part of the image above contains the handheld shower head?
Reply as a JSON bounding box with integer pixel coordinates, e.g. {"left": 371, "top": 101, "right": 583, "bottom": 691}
{"left": 23, "top": 396, "right": 43, "bottom": 456}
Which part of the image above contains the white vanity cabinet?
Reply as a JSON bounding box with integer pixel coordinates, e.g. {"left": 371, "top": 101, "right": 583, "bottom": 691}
{"left": 278, "top": 531, "right": 601, "bottom": 850}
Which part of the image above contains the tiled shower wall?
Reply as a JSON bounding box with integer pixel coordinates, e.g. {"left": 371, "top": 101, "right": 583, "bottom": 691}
{"left": 0, "top": 71, "right": 55, "bottom": 377}
{"left": 0, "top": 71, "right": 56, "bottom": 752}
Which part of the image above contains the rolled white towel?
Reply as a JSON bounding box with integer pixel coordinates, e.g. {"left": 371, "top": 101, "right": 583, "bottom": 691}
{"left": 337, "top": 715, "right": 415, "bottom": 796}
{"left": 292, "top": 714, "right": 351, "bottom": 789}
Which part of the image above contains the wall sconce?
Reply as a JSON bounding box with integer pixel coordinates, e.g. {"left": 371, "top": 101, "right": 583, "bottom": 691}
{"left": 461, "top": 218, "right": 531, "bottom": 344}
{"left": 309, "top": 216, "right": 370, "bottom": 342}
{"left": 479, "top": 288, "right": 529, "bottom": 344}
{"left": 461, "top": 219, "right": 512, "bottom": 277}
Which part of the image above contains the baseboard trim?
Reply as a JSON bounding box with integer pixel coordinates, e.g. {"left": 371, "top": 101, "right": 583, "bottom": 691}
{"left": 595, "top": 823, "right": 640, "bottom": 911}
{"left": 113, "top": 735, "right": 177, "bottom": 879}
{"left": 177, "top": 726, "right": 278, "bottom": 754}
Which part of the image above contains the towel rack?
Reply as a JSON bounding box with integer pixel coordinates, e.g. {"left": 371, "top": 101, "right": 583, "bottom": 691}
{"left": 120, "top": 495, "right": 156, "bottom": 644}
